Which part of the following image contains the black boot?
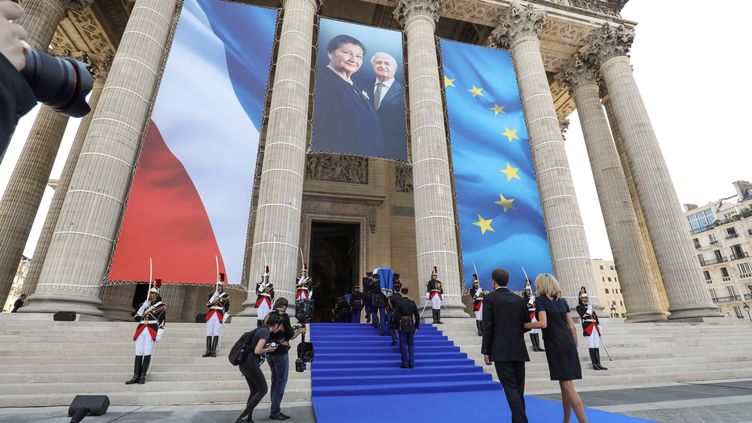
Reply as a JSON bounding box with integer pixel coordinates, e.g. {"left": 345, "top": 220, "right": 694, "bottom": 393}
{"left": 235, "top": 413, "right": 253, "bottom": 423}
{"left": 532, "top": 334, "right": 544, "bottom": 351}
{"left": 139, "top": 355, "right": 151, "bottom": 384}
{"left": 436, "top": 309, "right": 442, "bottom": 324}
{"left": 595, "top": 348, "right": 608, "bottom": 370}
{"left": 476, "top": 321, "right": 482, "bottom": 336}
{"left": 589, "top": 348, "right": 600, "bottom": 370}
{"left": 210, "top": 336, "right": 219, "bottom": 357}
{"left": 257, "top": 319, "right": 263, "bottom": 328}
{"left": 529, "top": 334, "right": 537, "bottom": 351}
{"left": 431, "top": 310, "right": 437, "bottom": 324}
{"left": 202, "top": 336, "right": 212, "bottom": 357}
{"left": 125, "top": 356, "right": 142, "bottom": 384}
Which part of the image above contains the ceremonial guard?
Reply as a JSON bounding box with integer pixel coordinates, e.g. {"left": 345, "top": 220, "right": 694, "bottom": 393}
{"left": 523, "top": 281, "right": 544, "bottom": 352}
{"left": 362, "top": 271, "right": 375, "bottom": 323}
{"left": 469, "top": 274, "right": 484, "bottom": 336}
{"left": 387, "top": 287, "right": 402, "bottom": 345}
{"left": 349, "top": 286, "right": 365, "bottom": 323}
{"left": 295, "top": 264, "right": 312, "bottom": 301}
{"left": 255, "top": 266, "right": 275, "bottom": 327}
{"left": 576, "top": 287, "right": 607, "bottom": 370}
{"left": 394, "top": 288, "right": 420, "bottom": 368}
{"left": 126, "top": 280, "right": 166, "bottom": 385}
{"left": 203, "top": 273, "right": 230, "bottom": 357}
{"left": 392, "top": 273, "right": 403, "bottom": 293}
{"left": 373, "top": 285, "right": 388, "bottom": 332}
{"left": 426, "top": 266, "right": 443, "bottom": 324}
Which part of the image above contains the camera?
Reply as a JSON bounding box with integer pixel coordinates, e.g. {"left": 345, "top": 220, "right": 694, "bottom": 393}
{"left": 20, "top": 49, "right": 93, "bottom": 118}
{"left": 295, "top": 298, "right": 314, "bottom": 325}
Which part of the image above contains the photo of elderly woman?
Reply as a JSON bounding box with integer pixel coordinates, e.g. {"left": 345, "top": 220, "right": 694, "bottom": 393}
{"left": 312, "top": 19, "right": 408, "bottom": 161}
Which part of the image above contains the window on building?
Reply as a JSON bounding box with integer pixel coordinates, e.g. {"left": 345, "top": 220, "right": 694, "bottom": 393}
{"left": 747, "top": 285, "right": 752, "bottom": 295}
{"left": 734, "top": 306, "right": 744, "bottom": 319}
{"left": 605, "top": 288, "right": 609, "bottom": 294}
{"left": 703, "top": 271, "right": 712, "bottom": 281}
{"left": 610, "top": 266, "right": 614, "bottom": 271}
{"left": 607, "top": 277, "right": 612, "bottom": 282}
{"left": 715, "top": 250, "right": 724, "bottom": 261}
{"left": 687, "top": 208, "right": 715, "bottom": 232}
{"left": 726, "top": 286, "right": 737, "bottom": 298}
{"left": 614, "top": 277, "right": 618, "bottom": 282}
{"left": 698, "top": 254, "right": 705, "bottom": 266}
{"left": 709, "top": 234, "right": 718, "bottom": 244}
{"left": 709, "top": 288, "right": 718, "bottom": 301}
{"left": 739, "top": 262, "right": 752, "bottom": 278}
{"left": 721, "top": 267, "right": 730, "bottom": 278}
{"left": 731, "top": 244, "right": 745, "bottom": 259}
{"left": 602, "top": 277, "right": 605, "bottom": 281}
{"left": 599, "top": 265, "right": 603, "bottom": 270}
{"left": 620, "top": 301, "right": 623, "bottom": 306}
{"left": 693, "top": 238, "right": 701, "bottom": 249}
{"left": 727, "top": 227, "right": 738, "bottom": 238}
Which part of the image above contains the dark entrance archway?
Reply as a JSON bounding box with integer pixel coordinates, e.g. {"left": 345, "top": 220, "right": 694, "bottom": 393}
{"left": 309, "top": 221, "right": 360, "bottom": 323}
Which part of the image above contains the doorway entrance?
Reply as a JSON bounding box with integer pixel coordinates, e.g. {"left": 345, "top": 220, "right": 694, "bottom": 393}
{"left": 309, "top": 221, "right": 360, "bottom": 323}
{"left": 131, "top": 283, "right": 149, "bottom": 311}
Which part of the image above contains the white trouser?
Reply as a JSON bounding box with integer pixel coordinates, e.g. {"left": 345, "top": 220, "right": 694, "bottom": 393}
{"left": 206, "top": 312, "right": 222, "bottom": 336}
{"left": 431, "top": 295, "right": 442, "bottom": 310}
{"left": 588, "top": 329, "right": 601, "bottom": 348}
{"left": 474, "top": 303, "right": 483, "bottom": 320}
{"left": 530, "top": 314, "right": 541, "bottom": 335}
{"left": 135, "top": 329, "right": 155, "bottom": 356}
{"left": 257, "top": 301, "right": 270, "bottom": 321}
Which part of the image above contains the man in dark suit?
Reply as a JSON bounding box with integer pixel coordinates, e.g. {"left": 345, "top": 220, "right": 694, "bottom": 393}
{"left": 393, "top": 288, "right": 420, "bottom": 368}
{"left": 370, "top": 52, "right": 408, "bottom": 161}
{"left": 481, "top": 268, "right": 530, "bottom": 423}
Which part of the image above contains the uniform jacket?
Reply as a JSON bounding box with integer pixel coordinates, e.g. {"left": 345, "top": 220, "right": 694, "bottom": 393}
{"left": 393, "top": 296, "right": 420, "bottom": 332}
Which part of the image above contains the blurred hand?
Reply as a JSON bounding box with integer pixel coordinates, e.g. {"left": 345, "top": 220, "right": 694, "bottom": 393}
{"left": 0, "top": 1, "right": 28, "bottom": 71}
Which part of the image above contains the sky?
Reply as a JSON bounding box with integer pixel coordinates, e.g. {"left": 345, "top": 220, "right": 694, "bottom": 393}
{"left": 1, "top": 0, "right": 750, "bottom": 261}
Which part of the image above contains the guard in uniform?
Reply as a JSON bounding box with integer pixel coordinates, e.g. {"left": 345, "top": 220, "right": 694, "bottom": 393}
{"left": 392, "top": 273, "right": 403, "bottom": 293}
{"left": 576, "top": 287, "right": 607, "bottom": 370}
{"left": 203, "top": 273, "right": 230, "bottom": 357}
{"left": 349, "top": 286, "right": 365, "bottom": 323}
{"left": 394, "top": 288, "right": 420, "bottom": 368}
{"left": 295, "top": 264, "right": 312, "bottom": 301}
{"left": 255, "top": 266, "right": 275, "bottom": 327}
{"left": 387, "top": 287, "right": 402, "bottom": 345}
{"left": 523, "top": 280, "right": 544, "bottom": 352}
{"left": 362, "top": 271, "right": 375, "bottom": 323}
{"left": 426, "top": 266, "right": 443, "bottom": 324}
{"left": 369, "top": 273, "right": 382, "bottom": 325}
{"left": 373, "top": 286, "right": 388, "bottom": 332}
{"left": 469, "top": 274, "right": 484, "bottom": 336}
{"left": 126, "top": 282, "right": 166, "bottom": 385}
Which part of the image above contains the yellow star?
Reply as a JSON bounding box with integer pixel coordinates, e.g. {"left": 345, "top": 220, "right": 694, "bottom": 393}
{"left": 500, "top": 162, "right": 521, "bottom": 181}
{"left": 468, "top": 85, "right": 484, "bottom": 97}
{"left": 444, "top": 76, "right": 455, "bottom": 88}
{"left": 502, "top": 127, "right": 519, "bottom": 143}
{"left": 495, "top": 194, "right": 516, "bottom": 212}
{"left": 490, "top": 104, "right": 506, "bottom": 116}
{"left": 473, "top": 214, "right": 495, "bottom": 235}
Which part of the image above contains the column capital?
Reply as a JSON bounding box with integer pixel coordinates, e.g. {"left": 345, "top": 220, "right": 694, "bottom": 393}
{"left": 394, "top": 0, "right": 442, "bottom": 28}
{"left": 586, "top": 23, "right": 634, "bottom": 66}
{"left": 555, "top": 54, "right": 599, "bottom": 93}
{"left": 489, "top": 2, "right": 546, "bottom": 49}
{"left": 68, "top": 0, "right": 94, "bottom": 11}
{"left": 89, "top": 54, "right": 114, "bottom": 80}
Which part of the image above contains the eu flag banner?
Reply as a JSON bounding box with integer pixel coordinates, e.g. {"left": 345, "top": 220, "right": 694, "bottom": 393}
{"left": 440, "top": 39, "right": 553, "bottom": 292}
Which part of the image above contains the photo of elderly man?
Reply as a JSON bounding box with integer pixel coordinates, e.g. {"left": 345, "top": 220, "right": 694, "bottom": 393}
{"left": 371, "top": 52, "right": 408, "bottom": 161}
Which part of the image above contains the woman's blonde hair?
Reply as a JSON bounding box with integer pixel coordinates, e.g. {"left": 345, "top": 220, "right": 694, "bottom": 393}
{"left": 535, "top": 273, "right": 562, "bottom": 299}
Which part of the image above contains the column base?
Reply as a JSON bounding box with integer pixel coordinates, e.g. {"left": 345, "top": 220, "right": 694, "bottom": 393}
{"left": 418, "top": 301, "right": 470, "bottom": 319}
{"left": 237, "top": 298, "right": 259, "bottom": 317}
{"left": 20, "top": 290, "right": 103, "bottom": 317}
{"left": 100, "top": 303, "right": 135, "bottom": 321}
{"left": 667, "top": 303, "right": 723, "bottom": 320}
{"left": 624, "top": 310, "right": 669, "bottom": 323}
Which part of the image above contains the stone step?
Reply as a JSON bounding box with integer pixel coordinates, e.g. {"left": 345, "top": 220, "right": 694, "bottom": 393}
{"left": 0, "top": 369, "right": 308, "bottom": 384}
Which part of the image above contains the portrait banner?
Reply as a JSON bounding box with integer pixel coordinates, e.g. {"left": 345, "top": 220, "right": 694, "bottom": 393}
{"left": 440, "top": 39, "right": 554, "bottom": 292}
{"left": 311, "top": 18, "right": 408, "bottom": 161}
{"left": 107, "top": 0, "right": 277, "bottom": 285}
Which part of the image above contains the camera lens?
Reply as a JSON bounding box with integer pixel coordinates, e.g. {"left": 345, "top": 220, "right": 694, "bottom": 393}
{"left": 20, "top": 49, "right": 93, "bottom": 118}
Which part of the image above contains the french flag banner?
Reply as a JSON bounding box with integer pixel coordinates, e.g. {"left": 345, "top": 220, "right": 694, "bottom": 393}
{"left": 107, "top": 0, "right": 277, "bottom": 285}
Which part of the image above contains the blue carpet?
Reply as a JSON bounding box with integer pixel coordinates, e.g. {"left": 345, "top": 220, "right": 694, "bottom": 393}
{"left": 310, "top": 323, "right": 652, "bottom": 422}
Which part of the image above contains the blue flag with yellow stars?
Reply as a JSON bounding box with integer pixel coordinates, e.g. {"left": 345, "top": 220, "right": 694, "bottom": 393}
{"left": 440, "top": 39, "right": 553, "bottom": 292}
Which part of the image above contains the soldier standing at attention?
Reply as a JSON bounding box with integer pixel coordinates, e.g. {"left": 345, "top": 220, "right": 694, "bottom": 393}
{"left": 392, "top": 273, "right": 403, "bottom": 293}
{"left": 203, "top": 273, "right": 230, "bottom": 357}
{"left": 255, "top": 266, "right": 275, "bottom": 327}
{"left": 577, "top": 287, "right": 607, "bottom": 371}
{"left": 523, "top": 280, "right": 544, "bottom": 352}
{"left": 394, "top": 288, "right": 420, "bottom": 368}
{"left": 426, "top": 266, "right": 443, "bottom": 324}
{"left": 126, "top": 281, "right": 166, "bottom": 385}
{"left": 469, "top": 274, "right": 485, "bottom": 336}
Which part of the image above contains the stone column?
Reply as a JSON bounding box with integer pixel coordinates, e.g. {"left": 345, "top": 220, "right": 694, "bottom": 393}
{"left": 99, "top": 284, "right": 136, "bottom": 321}
{"left": 181, "top": 286, "right": 201, "bottom": 322}
{"left": 394, "top": 0, "right": 463, "bottom": 314}
{"left": 491, "top": 2, "right": 599, "bottom": 306}
{"left": 557, "top": 57, "right": 666, "bottom": 322}
{"left": 0, "top": 0, "right": 92, "bottom": 307}
{"left": 587, "top": 24, "right": 719, "bottom": 319}
{"left": 158, "top": 285, "right": 186, "bottom": 322}
{"left": 21, "top": 58, "right": 111, "bottom": 298}
{"left": 601, "top": 87, "right": 670, "bottom": 312}
{"left": 239, "top": 0, "right": 322, "bottom": 315}
{"left": 22, "top": 0, "right": 179, "bottom": 316}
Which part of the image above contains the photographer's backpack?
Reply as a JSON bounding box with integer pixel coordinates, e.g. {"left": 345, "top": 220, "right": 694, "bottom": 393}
{"left": 228, "top": 328, "right": 258, "bottom": 366}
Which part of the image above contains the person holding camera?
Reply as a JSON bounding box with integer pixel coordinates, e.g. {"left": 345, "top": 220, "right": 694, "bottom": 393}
{"left": 237, "top": 314, "right": 284, "bottom": 423}
{"left": 264, "top": 298, "right": 305, "bottom": 421}
{"left": 0, "top": 1, "right": 34, "bottom": 157}
{"left": 393, "top": 287, "right": 420, "bottom": 368}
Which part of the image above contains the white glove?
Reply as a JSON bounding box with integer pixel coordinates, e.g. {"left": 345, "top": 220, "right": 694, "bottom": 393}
{"left": 527, "top": 295, "right": 535, "bottom": 305}
{"left": 222, "top": 313, "right": 230, "bottom": 324}
{"left": 136, "top": 301, "right": 149, "bottom": 315}
{"left": 156, "top": 329, "right": 163, "bottom": 343}
{"left": 586, "top": 304, "right": 593, "bottom": 314}
{"left": 425, "top": 292, "right": 430, "bottom": 300}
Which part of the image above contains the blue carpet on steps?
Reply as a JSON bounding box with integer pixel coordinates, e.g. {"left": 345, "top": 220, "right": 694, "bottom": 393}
{"left": 310, "top": 323, "right": 652, "bottom": 423}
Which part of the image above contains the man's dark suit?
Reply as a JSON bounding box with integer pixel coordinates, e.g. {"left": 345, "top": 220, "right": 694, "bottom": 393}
{"left": 374, "top": 79, "right": 408, "bottom": 161}
{"left": 481, "top": 287, "right": 531, "bottom": 423}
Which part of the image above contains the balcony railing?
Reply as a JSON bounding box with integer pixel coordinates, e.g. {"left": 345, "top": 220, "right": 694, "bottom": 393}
{"left": 730, "top": 252, "right": 749, "bottom": 261}
{"left": 702, "top": 256, "right": 728, "bottom": 265}
{"left": 726, "top": 233, "right": 739, "bottom": 239}
{"left": 710, "top": 240, "right": 719, "bottom": 245}
{"left": 712, "top": 295, "right": 742, "bottom": 303}
{"left": 741, "top": 273, "right": 752, "bottom": 280}
{"left": 722, "top": 276, "right": 732, "bottom": 282}
{"left": 745, "top": 293, "right": 752, "bottom": 300}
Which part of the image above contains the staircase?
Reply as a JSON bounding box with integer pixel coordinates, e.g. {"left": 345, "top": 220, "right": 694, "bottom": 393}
{"left": 438, "top": 316, "right": 752, "bottom": 394}
{"left": 0, "top": 315, "right": 310, "bottom": 408}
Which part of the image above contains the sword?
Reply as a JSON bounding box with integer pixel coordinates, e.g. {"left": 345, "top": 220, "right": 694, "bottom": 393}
{"left": 600, "top": 333, "right": 613, "bottom": 361}
{"left": 521, "top": 266, "right": 530, "bottom": 285}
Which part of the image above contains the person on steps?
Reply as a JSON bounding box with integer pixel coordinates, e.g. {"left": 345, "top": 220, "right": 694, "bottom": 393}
{"left": 203, "top": 273, "right": 229, "bottom": 357}
{"left": 264, "top": 298, "right": 306, "bottom": 421}
{"left": 255, "top": 266, "right": 274, "bottom": 327}
{"left": 362, "top": 271, "right": 375, "bottom": 323}
{"left": 523, "top": 281, "right": 544, "bottom": 352}
{"left": 576, "top": 288, "right": 607, "bottom": 371}
{"left": 126, "top": 282, "right": 166, "bottom": 385}
{"left": 349, "top": 286, "right": 365, "bottom": 323}
{"left": 387, "top": 287, "right": 402, "bottom": 345}
{"left": 470, "top": 274, "right": 485, "bottom": 336}
{"left": 394, "top": 288, "right": 420, "bottom": 368}
{"left": 426, "top": 266, "right": 443, "bottom": 324}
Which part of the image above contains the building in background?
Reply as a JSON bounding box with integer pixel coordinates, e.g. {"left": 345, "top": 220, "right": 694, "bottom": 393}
{"left": 591, "top": 259, "right": 626, "bottom": 318}
{"left": 2, "top": 256, "right": 30, "bottom": 312}
{"left": 685, "top": 180, "right": 752, "bottom": 319}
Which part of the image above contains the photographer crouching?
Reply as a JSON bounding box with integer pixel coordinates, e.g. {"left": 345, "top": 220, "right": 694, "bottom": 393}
{"left": 264, "top": 298, "right": 306, "bottom": 421}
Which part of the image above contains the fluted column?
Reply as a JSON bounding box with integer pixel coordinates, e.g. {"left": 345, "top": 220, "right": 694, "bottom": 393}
{"left": 181, "top": 286, "right": 201, "bottom": 322}
{"left": 22, "top": 58, "right": 111, "bottom": 298}
{"left": 601, "top": 87, "right": 670, "bottom": 312}
{"left": 0, "top": 0, "right": 92, "bottom": 308}
{"left": 491, "top": 2, "right": 598, "bottom": 307}
{"left": 239, "top": 0, "right": 322, "bottom": 315}
{"left": 557, "top": 57, "right": 666, "bottom": 321}
{"left": 394, "top": 0, "right": 463, "bottom": 313}
{"left": 23, "top": 0, "right": 179, "bottom": 316}
{"left": 158, "top": 285, "right": 186, "bottom": 322}
{"left": 587, "top": 24, "right": 719, "bottom": 319}
{"left": 99, "top": 284, "right": 136, "bottom": 321}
